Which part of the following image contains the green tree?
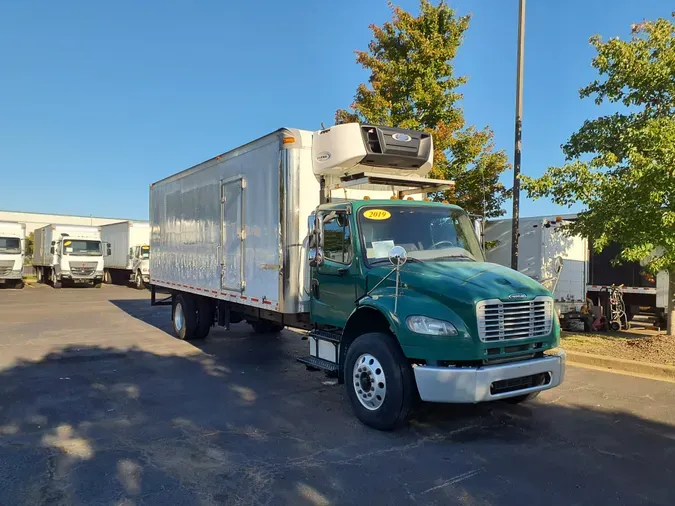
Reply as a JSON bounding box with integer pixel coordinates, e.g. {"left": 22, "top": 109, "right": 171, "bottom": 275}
{"left": 25, "top": 231, "right": 34, "bottom": 263}
{"left": 522, "top": 15, "right": 675, "bottom": 333}
{"left": 336, "top": 0, "right": 509, "bottom": 217}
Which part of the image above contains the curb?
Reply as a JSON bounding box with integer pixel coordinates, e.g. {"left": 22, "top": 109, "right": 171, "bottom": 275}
{"left": 564, "top": 349, "right": 675, "bottom": 381}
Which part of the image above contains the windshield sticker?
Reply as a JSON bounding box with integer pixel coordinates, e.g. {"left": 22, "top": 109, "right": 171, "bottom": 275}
{"left": 363, "top": 209, "right": 391, "bottom": 220}
{"left": 372, "top": 240, "right": 395, "bottom": 258}
{"left": 64, "top": 240, "right": 72, "bottom": 246}
{"left": 66, "top": 247, "right": 73, "bottom": 253}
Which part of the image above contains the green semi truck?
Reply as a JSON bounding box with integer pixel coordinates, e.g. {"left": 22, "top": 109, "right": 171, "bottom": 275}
{"left": 150, "top": 123, "right": 565, "bottom": 430}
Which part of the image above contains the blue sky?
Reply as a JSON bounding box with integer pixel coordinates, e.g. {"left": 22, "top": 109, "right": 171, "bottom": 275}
{"left": 1, "top": 0, "right": 672, "bottom": 220}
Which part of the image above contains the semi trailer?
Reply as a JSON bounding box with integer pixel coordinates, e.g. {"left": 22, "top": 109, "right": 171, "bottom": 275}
{"left": 101, "top": 221, "right": 151, "bottom": 289}
{"left": 149, "top": 123, "right": 565, "bottom": 430}
{"left": 486, "top": 215, "right": 668, "bottom": 329}
{"left": 33, "top": 224, "right": 108, "bottom": 288}
{"left": 0, "top": 221, "right": 26, "bottom": 289}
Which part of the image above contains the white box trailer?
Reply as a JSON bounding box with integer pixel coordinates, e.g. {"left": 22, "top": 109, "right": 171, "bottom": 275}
{"left": 150, "top": 124, "right": 438, "bottom": 315}
{"left": 33, "top": 224, "right": 107, "bottom": 288}
{"left": 485, "top": 216, "right": 587, "bottom": 307}
{"left": 486, "top": 215, "right": 668, "bottom": 328}
{"left": 0, "top": 221, "right": 26, "bottom": 289}
{"left": 101, "top": 221, "right": 150, "bottom": 289}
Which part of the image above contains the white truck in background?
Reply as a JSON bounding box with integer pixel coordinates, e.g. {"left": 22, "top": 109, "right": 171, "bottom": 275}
{"left": 101, "top": 221, "right": 150, "bottom": 289}
{"left": 33, "top": 224, "right": 108, "bottom": 288}
{"left": 0, "top": 221, "right": 26, "bottom": 289}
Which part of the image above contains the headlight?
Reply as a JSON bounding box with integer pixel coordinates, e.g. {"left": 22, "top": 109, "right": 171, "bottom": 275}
{"left": 406, "top": 316, "right": 458, "bottom": 336}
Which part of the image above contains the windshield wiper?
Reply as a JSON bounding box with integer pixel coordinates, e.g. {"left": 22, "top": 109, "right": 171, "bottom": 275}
{"left": 430, "top": 254, "right": 475, "bottom": 261}
{"left": 369, "top": 257, "right": 422, "bottom": 266}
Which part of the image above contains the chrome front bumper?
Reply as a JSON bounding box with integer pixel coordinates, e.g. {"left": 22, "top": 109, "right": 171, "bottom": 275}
{"left": 413, "top": 350, "right": 566, "bottom": 403}
{"left": 0, "top": 270, "right": 23, "bottom": 280}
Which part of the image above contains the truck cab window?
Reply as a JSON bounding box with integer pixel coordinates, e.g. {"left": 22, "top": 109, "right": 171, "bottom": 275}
{"left": 323, "top": 213, "right": 352, "bottom": 264}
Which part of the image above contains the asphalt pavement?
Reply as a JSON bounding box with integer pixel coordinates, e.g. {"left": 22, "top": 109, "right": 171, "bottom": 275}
{"left": 0, "top": 283, "right": 674, "bottom": 505}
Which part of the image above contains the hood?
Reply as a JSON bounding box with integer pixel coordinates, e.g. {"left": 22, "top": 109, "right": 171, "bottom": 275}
{"left": 368, "top": 260, "right": 550, "bottom": 306}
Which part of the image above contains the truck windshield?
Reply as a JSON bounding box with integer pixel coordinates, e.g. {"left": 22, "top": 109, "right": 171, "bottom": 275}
{"left": 0, "top": 237, "right": 21, "bottom": 254}
{"left": 140, "top": 246, "right": 150, "bottom": 259}
{"left": 63, "top": 240, "right": 102, "bottom": 256}
{"left": 358, "top": 206, "right": 484, "bottom": 263}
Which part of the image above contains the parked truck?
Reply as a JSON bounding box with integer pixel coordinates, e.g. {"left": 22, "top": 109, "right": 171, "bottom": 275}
{"left": 33, "top": 224, "right": 108, "bottom": 288}
{"left": 149, "top": 123, "right": 565, "bottom": 430}
{"left": 486, "top": 215, "right": 667, "bottom": 328}
{"left": 101, "top": 221, "right": 150, "bottom": 289}
{"left": 0, "top": 221, "right": 26, "bottom": 289}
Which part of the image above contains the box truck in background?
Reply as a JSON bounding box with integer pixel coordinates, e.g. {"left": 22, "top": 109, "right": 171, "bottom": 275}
{"left": 149, "top": 123, "right": 565, "bottom": 430}
{"left": 33, "top": 224, "right": 107, "bottom": 288}
{"left": 101, "top": 221, "right": 150, "bottom": 289}
{"left": 485, "top": 216, "right": 667, "bottom": 329}
{"left": 0, "top": 221, "right": 26, "bottom": 289}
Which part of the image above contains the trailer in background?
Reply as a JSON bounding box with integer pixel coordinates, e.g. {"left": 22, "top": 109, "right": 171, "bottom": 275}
{"left": 0, "top": 221, "right": 26, "bottom": 289}
{"left": 101, "top": 221, "right": 150, "bottom": 289}
{"left": 33, "top": 224, "right": 107, "bottom": 288}
{"left": 485, "top": 215, "right": 667, "bottom": 329}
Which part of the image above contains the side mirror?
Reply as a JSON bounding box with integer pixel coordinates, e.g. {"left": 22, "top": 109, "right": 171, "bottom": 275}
{"left": 389, "top": 245, "right": 408, "bottom": 267}
{"left": 51, "top": 241, "right": 55, "bottom": 246}
{"left": 50, "top": 247, "right": 54, "bottom": 254}
{"left": 309, "top": 247, "right": 324, "bottom": 268}
{"left": 106, "top": 244, "right": 112, "bottom": 257}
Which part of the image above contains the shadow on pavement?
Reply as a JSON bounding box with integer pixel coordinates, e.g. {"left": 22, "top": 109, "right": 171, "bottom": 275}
{"left": 1, "top": 341, "right": 675, "bottom": 506}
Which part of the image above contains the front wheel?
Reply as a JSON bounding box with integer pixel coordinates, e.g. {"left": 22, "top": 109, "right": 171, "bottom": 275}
{"left": 134, "top": 271, "right": 145, "bottom": 290}
{"left": 344, "top": 332, "right": 416, "bottom": 431}
{"left": 13, "top": 280, "right": 24, "bottom": 289}
{"left": 50, "top": 269, "right": 61, "bottom": 289}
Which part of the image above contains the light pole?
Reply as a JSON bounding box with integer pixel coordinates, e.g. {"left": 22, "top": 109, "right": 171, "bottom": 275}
{"left": 511, "top": 0, "right": 526, "bottom": 270}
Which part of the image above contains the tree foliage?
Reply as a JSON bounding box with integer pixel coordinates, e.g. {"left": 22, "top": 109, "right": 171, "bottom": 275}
{"left": 336, "top": 0, "right": 509, "bottom": 217}
{"left": 25, "top": 232, "right": 34, "bottom": 262}
{"left": 522, "top": 15, "right": 675, "bottom": 273}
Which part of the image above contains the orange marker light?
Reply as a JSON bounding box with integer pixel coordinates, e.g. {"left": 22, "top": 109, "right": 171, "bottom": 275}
{"left": 282, "top": 137, "right": 295, "bottom": 144}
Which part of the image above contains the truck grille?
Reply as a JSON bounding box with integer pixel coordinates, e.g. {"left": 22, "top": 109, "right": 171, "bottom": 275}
{"left": 0, "top": 260, "right": 14, "bottom": 276}
{"left": 476, "top": 296, "right": 553, "bottom": 342}
{"left": 70, "top": 262, "right": 98, "bottom": 277}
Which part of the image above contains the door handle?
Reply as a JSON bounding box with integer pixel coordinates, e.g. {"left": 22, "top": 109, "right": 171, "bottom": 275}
{"left": 337, "top": 268, "right": 348, "bottom": 277}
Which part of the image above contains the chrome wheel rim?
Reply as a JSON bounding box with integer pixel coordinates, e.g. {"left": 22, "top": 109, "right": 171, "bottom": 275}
{"left": 352, "top": 353, "right": 386, "bottom": 411}
{"left": 175, "top": 302, "right": 185, "bottom": 333}
{"left": 136, "top": 272, "right": 141, "bottom": 288}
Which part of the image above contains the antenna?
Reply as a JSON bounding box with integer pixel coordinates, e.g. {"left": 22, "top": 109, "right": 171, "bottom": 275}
{"left": 320, "top": 122, "right": 326, "bottom": 130}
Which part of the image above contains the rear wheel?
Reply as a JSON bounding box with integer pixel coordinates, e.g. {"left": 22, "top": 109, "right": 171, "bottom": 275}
{"left": 344, "top": 332, "right": 416, "bottom": 431}
{"left": 249, "top": 320, "right": 284, "bottom": 334}
{"left": 172, "top": 294, "right": 198, "bottom": 340}
{"left": 194, "top": 298, "right": 215, "bottom": 339}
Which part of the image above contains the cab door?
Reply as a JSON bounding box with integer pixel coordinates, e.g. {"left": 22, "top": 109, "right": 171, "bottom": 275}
{"left": 310, "top": 211, "right": 357, "bottom": 328}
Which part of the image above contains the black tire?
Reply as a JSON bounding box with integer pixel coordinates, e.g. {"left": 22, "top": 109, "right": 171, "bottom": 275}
{"left": 249, "top": 320, "right": 284, "bottom": 334}
{"left": 94, "top": 281, "right": 103, "bottom": 288}
{"left": 609, "top": 321, "right": 621, "bottom": 332}
{"left": 194, "top": 298, "right": 215, "bottom": 339}
{"left": 134, "top": 271, "right": 145, "bottom": 290}
{"left": 50, "top": 269, "right": 61, "bottom": 289}
{"left": 172, "top": 293, "right": 198, "bottom": 340}
{"left": 344, "top": 332, "right": 416, "bottom": 431}
{"left": 502, "top": 392, "right": 540, "bottom": 404}
{"left": 13, "top": 280, "right": 24, "bottom": 289}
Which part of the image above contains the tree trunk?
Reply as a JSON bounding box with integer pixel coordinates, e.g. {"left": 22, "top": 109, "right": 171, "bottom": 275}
{"left": 667, "top": 271, "right": 675, "bottom": 336}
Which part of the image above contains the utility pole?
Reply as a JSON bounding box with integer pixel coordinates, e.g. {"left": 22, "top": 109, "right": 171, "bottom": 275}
{"left": 511, "top": 0, "right": 526, "bottom": 270}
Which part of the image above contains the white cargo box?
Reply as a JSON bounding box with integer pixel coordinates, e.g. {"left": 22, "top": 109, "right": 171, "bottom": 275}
{"left": 150, "top": 125, "right": 450, "bottom": 314}
{"left": 102, "top": 221, "right": 150, "bottom": 270}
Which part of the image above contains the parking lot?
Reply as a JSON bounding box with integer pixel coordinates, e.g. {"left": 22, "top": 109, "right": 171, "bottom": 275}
{"left": 0, "top": 284, "right": 674, "bottom": 505}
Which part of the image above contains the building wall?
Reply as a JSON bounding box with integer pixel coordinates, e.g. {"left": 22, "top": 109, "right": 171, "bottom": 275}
{"left": 0, "top": 210, "right": 146, "bottom": 236}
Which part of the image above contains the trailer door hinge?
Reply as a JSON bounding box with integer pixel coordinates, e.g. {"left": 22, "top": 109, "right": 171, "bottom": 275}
{"left": 241, "top": 179, "right": 247, "bottom": 189}
{"left": 240, "top": 229, "right": 246, "bottom": 240}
